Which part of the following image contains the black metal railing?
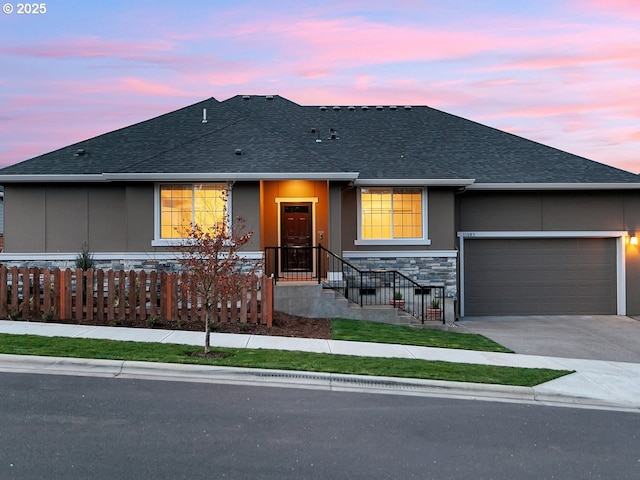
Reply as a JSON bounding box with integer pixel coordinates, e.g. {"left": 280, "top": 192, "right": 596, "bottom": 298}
{"left": 264, "top": 246, "right": 317, "bottom": 282}
{"left": 264, "top": 245, "right": 445, "bottom": 323}
{"left": 319, "top": 246, "right": 445, "bottom": 323}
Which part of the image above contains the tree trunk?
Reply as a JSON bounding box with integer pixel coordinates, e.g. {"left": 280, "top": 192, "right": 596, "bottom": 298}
{"left": 204, "top": 303, "right": 212, "bottom": 354}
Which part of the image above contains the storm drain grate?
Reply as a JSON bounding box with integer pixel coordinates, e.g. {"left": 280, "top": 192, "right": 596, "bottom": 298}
{"left": 230, "top": 370, "right": 431, "bottom": 392}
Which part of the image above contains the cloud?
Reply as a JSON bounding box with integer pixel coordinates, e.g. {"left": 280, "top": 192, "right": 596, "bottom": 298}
{"left": 573, "top": 0, "right": 640, "bottom": 20}
{"left": 117, "top": 78, "right": 192, "bottom": 97}
{"left": 496, "top": 43, "right": 640, "bottom": 73}
{"left": 613, "top": 130, "right": 640, "bottom": 143}
{"left": 1, "top": 36, "right": 176, "bottom": 62}
{"left": 206, "top": 15, "right": 505, "bottom": 75}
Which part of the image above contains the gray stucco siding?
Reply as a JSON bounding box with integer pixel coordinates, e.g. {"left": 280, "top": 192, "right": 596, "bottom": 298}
{"left": 4, "top": 185, "right": 46, "bottom": 252}
{"left": 426, "top": 188, "right": 456, "bottom": 249}
{"left": 89, "top": 185, "right": 127, "bottom": 251}
{"left": 229, "top": 181, "right": 261, "bottom": 250}
{"left": 123, "top": 183, "right": 154, "bottom": 251}
{"left": 458, "top": 190, "right": 630, "bottom": 232}
{"left": 46, "top": 185, "right": 89, "bottom": 252}
{"left": 3, "top": 182, "right": 263, "bottom": 254}
{"left": 5, "top": 184, "right": 153, "bottom": 253}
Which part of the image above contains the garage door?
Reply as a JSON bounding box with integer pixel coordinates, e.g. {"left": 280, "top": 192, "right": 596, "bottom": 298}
{"left": 464, "top": 238, "right": 617, "bottom": 315}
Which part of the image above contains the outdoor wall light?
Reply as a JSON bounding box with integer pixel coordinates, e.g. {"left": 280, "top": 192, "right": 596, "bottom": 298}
{"left": 630, "top": 236, "right": 639, "bottom": 246}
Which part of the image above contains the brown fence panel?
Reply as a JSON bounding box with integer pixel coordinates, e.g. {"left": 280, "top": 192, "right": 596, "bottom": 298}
{"left": 179, "top": 271, "right": 189, "bottom": 323}
{"left": 219, "top": 290, "right": 228, "bottom": 323}
{"left": 264, "top": 275, "right": 273, "bottom": 327}
{"left": 230, "top": 290, "right": 239, "bottom": 323}
{"left": 53, "top": 268, "right": 61, "bottom": 320}
{"left": 95, "top": 269, "right": 105, "bottom": 322}
{"left": 42, "top": 268, "right": 49, "bottom": 318}
{"left": 71, "top": 268, "right": 80, "bottom": 321}
{"left": 19, "top": 267, "right": 29, "bottom": 319}
{"left": 64, "top": 269, "right": 73, "bottom": 321}
{"left": 0, "top": 266, "right": 7, "bottom": 319}
{"left": 9, "top": 266, "right": 19, "bottom": 316}
{"left": 30, "top": 267, "right": 40, "bottom": 319}
{"left": 240, "top": 283, "right": 248, "bottom": 324}
{"left": 170, "top": 273, "right": 179, "bottom": 321}
{"left": 116, "top": 270, "right": 125, "bottom": 320}
{"left": 37, "top": 267, "right": 53, "bottom": 320}
{"left": 189, "top": 275, "right": 199, "bottom": 323}
{"left": 71, "top": 268, "right": 82, "bottom": 321}
{"left": 139, "top": 270, "right": 147, "bottom": 321}
{"left": 126, "top": 270, "right": 135, "bottom": 321}
{"left": 0, "top": 268, "right": 271, "bottom": 328}
{"left": 249, "top": 276, "right": 258, "bottom": 324}
{"left": 149, "top": 270, "right": 158, "bottom": 318}
{"left": 86, "top": 268, "right": 94, "bottom": 322}
{"left": 160, "top": 271, "right": 168, "bottom": 320}
{"left": 105, "top": 270, "right": 115, "bottom": 322}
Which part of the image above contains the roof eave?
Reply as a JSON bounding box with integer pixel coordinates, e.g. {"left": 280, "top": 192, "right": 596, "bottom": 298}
{"left": 355, "top": 178, "right": 476, "bottom": 187}
{"left": 0, "top": 172, "right": 361, "bottom": 183}
{"left": 104, "top": 172, "right": 360, "bottom": 182}
{"left": 0, "top": 174, "right": 107, "bottom": 183}
{"left": 467, "top": 182, "right": 640, "bottom": 190}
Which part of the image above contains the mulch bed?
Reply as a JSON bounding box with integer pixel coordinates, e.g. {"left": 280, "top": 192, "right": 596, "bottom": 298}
{"left": 39, "top": 311, "right": 333, "bottom": 340}
{"left": 220, "top": 311, "right": 332, "bottom": 339}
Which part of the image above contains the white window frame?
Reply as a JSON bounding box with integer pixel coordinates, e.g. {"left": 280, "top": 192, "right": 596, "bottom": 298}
{"left": 152, "top": 183, "right": 232, "bottom": 247}
{"left": 355, "top": 186, "right": 430, "bottom": 246}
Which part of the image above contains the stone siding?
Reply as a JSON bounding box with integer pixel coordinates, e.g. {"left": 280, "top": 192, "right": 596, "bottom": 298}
{"left": 0, "top": 253, "right": 457, "bottom": 297}
{"left": 344, "top": 255, "right": 457, "bottom": 298}
{"left": 0, "top": 257, "right": 262, "bottom": 275}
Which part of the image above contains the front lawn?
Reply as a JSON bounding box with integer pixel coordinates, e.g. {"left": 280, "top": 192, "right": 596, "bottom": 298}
{"left": 331, "top": 318, "right": 513, "bottom": 352}
{"left": 0, "top": 334, "right": 568, "bottom": 387}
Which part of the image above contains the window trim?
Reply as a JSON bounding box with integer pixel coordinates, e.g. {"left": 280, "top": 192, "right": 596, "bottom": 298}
{"left": 152, "top": 183, "right": 231, "bottom": 247}
{"left": 354, "top": 186, "right": 430, "bottom": 246}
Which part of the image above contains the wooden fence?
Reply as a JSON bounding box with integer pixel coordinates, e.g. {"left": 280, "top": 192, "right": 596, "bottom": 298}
{"left": 0, "top": 266, "right": 273, "bottom": 327}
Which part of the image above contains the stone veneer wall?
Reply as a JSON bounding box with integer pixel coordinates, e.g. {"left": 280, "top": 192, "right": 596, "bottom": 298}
{"left": 343, "top": 255, "right": 458, "bottom": 299}
{"left": 1, "top": 255, "right": 456, "bottom": 297}
{"left": 0, "top": 258, "right": 262, "bottom": 275}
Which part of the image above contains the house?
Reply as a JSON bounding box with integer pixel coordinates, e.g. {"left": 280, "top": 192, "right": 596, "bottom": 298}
{"left": 0, "top": 94, "right": 639, "bottom": 317}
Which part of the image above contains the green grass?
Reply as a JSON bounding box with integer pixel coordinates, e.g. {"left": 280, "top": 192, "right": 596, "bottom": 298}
{"left": 0, "top": 333, "right": 569, "bottom": 387}
{"left": 331, "top": 318, "right": 513, "bottom": 353}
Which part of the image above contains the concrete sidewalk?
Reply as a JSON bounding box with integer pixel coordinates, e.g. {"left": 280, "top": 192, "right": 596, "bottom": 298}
{"left": 0, "top": 320, "right": 639, "bottom": 412}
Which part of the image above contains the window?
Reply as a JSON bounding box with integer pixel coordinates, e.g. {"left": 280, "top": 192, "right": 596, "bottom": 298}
{"left": 158, "top": 184, "right": 227, "bottom": 239}
{"left": 359, "top": 187, "right": 426, "bottom": 243}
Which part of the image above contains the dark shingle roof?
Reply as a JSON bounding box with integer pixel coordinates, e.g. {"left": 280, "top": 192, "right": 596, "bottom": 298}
{"left": 1, "top": 94, "right": 638, "bottom": 184}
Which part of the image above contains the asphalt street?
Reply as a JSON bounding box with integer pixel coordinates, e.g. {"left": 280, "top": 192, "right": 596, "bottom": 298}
{"left": 1, "top": 372, "right": 639, "bottom": 480}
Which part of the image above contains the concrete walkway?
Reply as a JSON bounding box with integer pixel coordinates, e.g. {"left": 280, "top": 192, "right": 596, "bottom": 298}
{"left": 0, "top": 320, "right": 639, "bottom": 412}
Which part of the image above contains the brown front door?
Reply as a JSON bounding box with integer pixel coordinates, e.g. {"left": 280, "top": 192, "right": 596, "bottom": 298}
{"left": 280, "top": 203, "right": 312, "bottom": 272}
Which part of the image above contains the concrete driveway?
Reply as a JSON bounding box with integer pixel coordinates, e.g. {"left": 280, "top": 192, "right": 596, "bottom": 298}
{"left": 456, "top": 315, "right": 640, "bottom": 363}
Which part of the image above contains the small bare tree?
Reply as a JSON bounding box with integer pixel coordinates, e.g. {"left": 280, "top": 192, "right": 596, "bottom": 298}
{"left": 175, "top": 216, "right": 254, "bottom": 354}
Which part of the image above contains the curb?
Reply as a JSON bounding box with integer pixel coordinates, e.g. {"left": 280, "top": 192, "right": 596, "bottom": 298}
{"left": 2, "top": 353, "right": 637, "bottom": 412}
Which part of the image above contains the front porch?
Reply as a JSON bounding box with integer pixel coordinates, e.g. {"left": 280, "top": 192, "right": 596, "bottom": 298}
{"left": 264, "top": 245, "right": 450, "bottom": 325}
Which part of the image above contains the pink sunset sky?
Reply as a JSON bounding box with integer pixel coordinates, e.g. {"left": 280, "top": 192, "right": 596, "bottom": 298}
{"left": 1, "top": 0, "right": 639, "bottom": 173}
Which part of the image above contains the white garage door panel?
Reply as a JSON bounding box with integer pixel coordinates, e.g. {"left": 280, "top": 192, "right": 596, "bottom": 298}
{"left": 465, "top": 238, "right": 616, "bottom": 315}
